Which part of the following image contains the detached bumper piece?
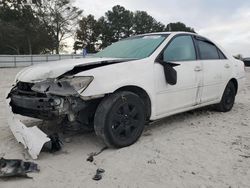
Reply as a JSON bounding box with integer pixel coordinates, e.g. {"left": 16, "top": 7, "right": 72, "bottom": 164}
{"left": 6, "top": 98, "right": 51, "bottom": 159}
{"left": 0, "top": 158, "right": 39, "bottom": 178}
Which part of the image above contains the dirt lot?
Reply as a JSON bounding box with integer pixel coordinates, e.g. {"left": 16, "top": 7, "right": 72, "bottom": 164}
{"left": 0, "top": 67, "right": 250, "bottom": 188}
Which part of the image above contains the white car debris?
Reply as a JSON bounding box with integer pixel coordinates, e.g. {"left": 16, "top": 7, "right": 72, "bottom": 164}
{"left": 6, "top": 32, "right": 245, "bottom": 159}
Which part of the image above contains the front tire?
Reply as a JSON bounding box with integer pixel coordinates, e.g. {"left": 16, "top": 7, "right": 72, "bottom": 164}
{"left": 94, "top": 91, "right": 146, "bottom": 148}
{"left": 215, "top": 81, "right": 236, "bottom": 112}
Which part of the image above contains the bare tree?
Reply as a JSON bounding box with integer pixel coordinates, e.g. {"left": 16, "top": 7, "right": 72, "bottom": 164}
{"left": 36, "top": 0, "right": 82, "bottom": 54}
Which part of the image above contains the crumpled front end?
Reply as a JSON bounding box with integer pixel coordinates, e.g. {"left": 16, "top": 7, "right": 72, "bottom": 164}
{"left": 6, "top": 78, "right": 96, "bottom": 159}
{"left": 8, "top": 81, "right": 85, "bottom": 120}
{"left": 6, "top": 58, "right": 130, "bottom": 159}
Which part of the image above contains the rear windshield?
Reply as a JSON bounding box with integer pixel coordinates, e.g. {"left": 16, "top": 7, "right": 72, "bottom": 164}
{"left": 94, "top": 35, "right": 168, "bottom": 59}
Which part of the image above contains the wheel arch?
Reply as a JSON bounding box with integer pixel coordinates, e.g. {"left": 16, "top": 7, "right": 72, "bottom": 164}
{"left": 115, "top": 85, "right": 152, "bottom": 120}
{"left": 229, "top": 78, "right": 238, "bottom": 94}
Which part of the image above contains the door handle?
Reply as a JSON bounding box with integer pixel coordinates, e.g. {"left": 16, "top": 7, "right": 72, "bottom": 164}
{"left": 194, "top": 66, "right": 202, "bottom": 72}
{"left": 224, "top": 64, "right": 230, "bottom": 69}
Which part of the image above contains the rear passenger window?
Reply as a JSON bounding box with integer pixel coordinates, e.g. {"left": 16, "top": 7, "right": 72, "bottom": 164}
{"left": 198, "top": 40, "right": 219, "bottom": 60}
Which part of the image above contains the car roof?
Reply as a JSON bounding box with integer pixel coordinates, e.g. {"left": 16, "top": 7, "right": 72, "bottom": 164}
{"left": 137, "top": 31, "right": 198, "bottom": 36}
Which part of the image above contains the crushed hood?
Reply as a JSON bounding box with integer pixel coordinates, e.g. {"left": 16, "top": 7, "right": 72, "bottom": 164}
{"left": 16, "top": 57, "right": 129, "bottom": 83}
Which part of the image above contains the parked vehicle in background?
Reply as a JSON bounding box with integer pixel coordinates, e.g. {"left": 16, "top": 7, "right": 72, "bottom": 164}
{"left": 6, "top": 32, "right": 246, "bottom": 159}
{"left": 243, "top": 58, "right": 250, "bottom": 67}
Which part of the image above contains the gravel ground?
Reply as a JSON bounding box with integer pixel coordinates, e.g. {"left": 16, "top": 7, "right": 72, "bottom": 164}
{"left": 0, "top": 67, "right": 250, "bottom": 188}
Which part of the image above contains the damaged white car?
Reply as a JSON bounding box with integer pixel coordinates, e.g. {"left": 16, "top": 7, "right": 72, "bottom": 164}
{"left": 7, "top": 32, "right": 245, "bottom": 159}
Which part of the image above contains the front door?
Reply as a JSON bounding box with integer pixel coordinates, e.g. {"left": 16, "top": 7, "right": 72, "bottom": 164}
{"left": 155, "top": 35, "right": 202, "bottom": 116}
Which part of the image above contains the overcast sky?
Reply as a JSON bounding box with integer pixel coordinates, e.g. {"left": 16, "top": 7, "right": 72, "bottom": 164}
{"left": 72, "top": 0, "right": 250, "bottom": 57}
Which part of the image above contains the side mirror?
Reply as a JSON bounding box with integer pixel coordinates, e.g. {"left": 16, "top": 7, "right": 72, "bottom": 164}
{"left": 157, "top": 55, "right": 180, "bottom": 85}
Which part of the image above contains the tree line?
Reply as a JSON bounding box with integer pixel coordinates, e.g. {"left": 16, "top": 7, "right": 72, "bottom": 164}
{"left": 0, "top": 0, "right": 195, "bottom": 55}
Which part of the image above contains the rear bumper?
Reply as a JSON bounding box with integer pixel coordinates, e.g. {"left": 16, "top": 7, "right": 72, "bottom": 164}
{"left": 6, "top": 98, "right": 50, "bottom": 159}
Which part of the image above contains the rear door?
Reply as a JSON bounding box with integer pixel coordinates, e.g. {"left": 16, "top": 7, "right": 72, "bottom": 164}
{"left": 195, "top": 37, "right": 232, "bottom": 103}
{"left": 155, "top": 35, "right": 203, "bottom": 116}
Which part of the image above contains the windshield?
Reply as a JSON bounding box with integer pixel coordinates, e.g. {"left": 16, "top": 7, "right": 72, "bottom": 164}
{"left": 94, "top": 35, "right": 168, "bottom": 59}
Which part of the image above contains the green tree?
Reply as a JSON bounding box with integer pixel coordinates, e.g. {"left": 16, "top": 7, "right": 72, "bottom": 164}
{"left": 97, "top": 6, "right": 165, "bottom": 49}
{"left": 74, "top": 5, "right": 196, "bottom": 51}
{"left": 96, "top": 16, "right": 114, "bottom": 49}
{"left": 105, "top": 5, "right": 134, "bottom": 40}
{"left": 0, "top": 1, "right": 54, "bottom": 54}
{"left": 165, "top": 22, "right": 196, "bottom": 33}
{"left": 0, "top": 19, "right": 24, "bottom": 54}
{"left": 74, "top": 5, "right": 134, "bottom": 51}
{"left": 17, "top": 5, "right": 53, "bottom": 54}
{"left": 133, "top": 11, "right": 165, "bottom": 35}
{"left": 74, "top": 15, "right": 99, "bottom": 53}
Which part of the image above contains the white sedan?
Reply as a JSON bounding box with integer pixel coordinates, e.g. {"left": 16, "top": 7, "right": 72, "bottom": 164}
{"left": 7, "top": 32, "right": 245, "bottom": 158}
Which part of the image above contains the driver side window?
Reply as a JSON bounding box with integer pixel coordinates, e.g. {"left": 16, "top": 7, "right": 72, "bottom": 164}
{"left": 163, "top": 35, "right": 196, "bottom": 62}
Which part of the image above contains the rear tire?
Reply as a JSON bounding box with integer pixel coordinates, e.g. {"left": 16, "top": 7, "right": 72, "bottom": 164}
{"left": 94, "top": 91, "right": 146, "bottom": 148}
{"left": 215, "top": 82, "right": 236, "bottom": 112}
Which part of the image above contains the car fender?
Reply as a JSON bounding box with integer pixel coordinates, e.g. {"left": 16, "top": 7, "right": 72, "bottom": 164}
{"left": 75, "top": 58, "right": 157, "bottom": 118}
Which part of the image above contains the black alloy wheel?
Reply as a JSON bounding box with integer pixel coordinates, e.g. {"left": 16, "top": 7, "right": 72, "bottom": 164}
{"left": 94, "top": 91, "right": 146, "bottom": 147}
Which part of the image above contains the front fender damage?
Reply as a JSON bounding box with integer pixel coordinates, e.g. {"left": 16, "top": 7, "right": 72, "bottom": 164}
{"left": 6, "top": 79, "right": 91, "bottom": 159}
{"left": 6, "top": 59, "right": 126, "bottom": 159}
